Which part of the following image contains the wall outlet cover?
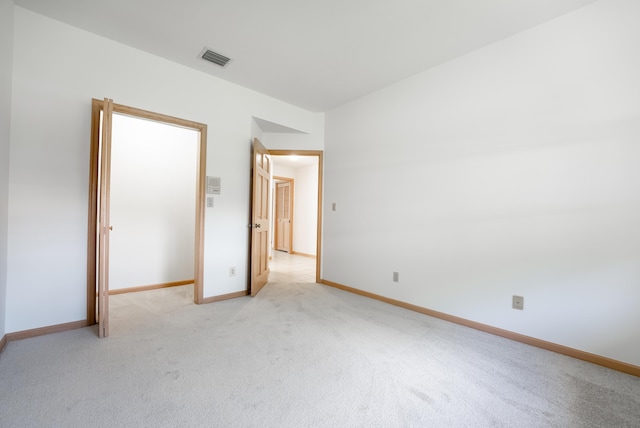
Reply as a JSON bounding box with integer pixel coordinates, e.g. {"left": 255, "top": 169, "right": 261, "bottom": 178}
{"left": 512, "top": 295, "right": 524, "bottom": 310}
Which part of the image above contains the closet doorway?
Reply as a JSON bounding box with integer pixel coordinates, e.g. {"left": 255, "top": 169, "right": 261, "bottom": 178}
{"left": 87, "top": 99, "right": 207, "bottom": 337}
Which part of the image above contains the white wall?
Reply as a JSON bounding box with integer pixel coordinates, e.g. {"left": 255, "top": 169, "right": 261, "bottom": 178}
{"left": 292, "top": 163, "right": 318, "bottom": 256}
{"left": 109, "top": 114, "right": 197, "bottom": 290}
{"left": 6, "top": 7, "right": 324, "bottom": 332}
{"left": 0, "top": 0, "right": 14, "bottom": 338}
{"left": 272, "top": 161, "right": 318, "bottom": 256}
{"left": 324, "top": 0, "right": 640, "bottom": 366}
{"left": 261, "top": 132, "right": 322, "bottom": 151}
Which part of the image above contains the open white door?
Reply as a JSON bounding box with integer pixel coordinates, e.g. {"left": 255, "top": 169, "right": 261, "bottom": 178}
{"left": 250, "top": 138, "right": 271, "bottom": 296}
{"left": 97, "top": 98, "right": 113, "bottom": 337}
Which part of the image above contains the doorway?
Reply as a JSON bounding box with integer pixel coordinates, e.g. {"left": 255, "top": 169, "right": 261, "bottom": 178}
{"left": 87, "top": 99, "right": 207, "bottom": 336}
{"left": 269, "top": 151, "right": 322, "bottom": 284}
{"left": 108, "top": 114, "right": 198, "bottom": 330}
{"left": 249, "top": 144, "right": 323, "bottom": 295}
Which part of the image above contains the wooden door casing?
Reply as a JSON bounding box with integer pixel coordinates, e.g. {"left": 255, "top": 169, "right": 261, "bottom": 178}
{"left": 97, "top": 98, "right": 114, "bottom": 338}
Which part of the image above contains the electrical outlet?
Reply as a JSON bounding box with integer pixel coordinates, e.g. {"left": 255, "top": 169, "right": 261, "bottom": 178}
{"left": 512, "top": 295, "right": 524, "bottom": 310}
{"left": 229, "top": 266, "right": 236, "bottom": 277}
{"left": 393, "top": 272, "right": 399, "bottom": 283}
{"left": 207, "top": 196, "right": 214, "bottom": 208}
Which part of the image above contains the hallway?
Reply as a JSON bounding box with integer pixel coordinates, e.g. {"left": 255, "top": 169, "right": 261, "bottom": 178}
{"left": 268, "top": 251, "right": 316, "bottom": 283}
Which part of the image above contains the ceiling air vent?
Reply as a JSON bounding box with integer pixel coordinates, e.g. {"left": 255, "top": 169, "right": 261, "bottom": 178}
{"left": 200, "top": 48, "right": 231, "bottom": 67}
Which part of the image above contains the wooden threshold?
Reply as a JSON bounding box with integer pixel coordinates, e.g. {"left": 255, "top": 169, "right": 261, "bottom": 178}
{"left": 321, "top": 279, "right": 640, "bottom": 378}
{"left": 109, "top": 279, "right": 194, "bottom": 295}
{"left": 5, "top": 320, "right": 90, "bottom": 343}
{"left": 201, "top": 290, "right": 249, "bottom": 304}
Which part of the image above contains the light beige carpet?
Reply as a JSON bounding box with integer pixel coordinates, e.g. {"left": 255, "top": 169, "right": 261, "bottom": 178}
{"left": 1, "top": 282, "right": 639, "bottom": 427}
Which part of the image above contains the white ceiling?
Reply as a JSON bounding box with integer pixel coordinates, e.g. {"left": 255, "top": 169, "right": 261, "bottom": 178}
{"left": 15, "top": 0, "right": 596, "bottom": 112}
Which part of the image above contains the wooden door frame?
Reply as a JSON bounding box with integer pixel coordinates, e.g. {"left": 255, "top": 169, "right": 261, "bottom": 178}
{"left": 96, "top": 98, "right": 113, "bottom": 337}
{"left": 273, "top": 176, "right": 294, "bottom": 253}
{"left": 269, "top": 150, "right": 323, "bottom": 283}
{"left": 87, "top": 99, "right": 207, "bottom": 324}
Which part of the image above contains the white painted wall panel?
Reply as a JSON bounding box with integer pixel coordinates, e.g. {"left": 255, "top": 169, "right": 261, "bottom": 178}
{"left": 0, "top": 0, "right": 14, "bottom": 337}
{"left": 324, "top": 0, "right": 640, "bottom": 366}
{"left": 293, "top": 163, "right": 318, "bottom": 256}
{"left": 109, "top": 114, "right": 197, "bottom": 290}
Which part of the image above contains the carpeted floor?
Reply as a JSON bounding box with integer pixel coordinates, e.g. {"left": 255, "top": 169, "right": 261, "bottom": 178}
{"left": 1, "top": 279, "right": 639, "bottom": 427}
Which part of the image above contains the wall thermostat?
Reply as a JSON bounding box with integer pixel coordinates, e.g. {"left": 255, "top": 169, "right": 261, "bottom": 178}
{"left": 207, "top": 176, "right": 221, "bottom": 194}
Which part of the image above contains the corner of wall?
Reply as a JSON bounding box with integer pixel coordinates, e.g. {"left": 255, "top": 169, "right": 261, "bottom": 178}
{"left": 0, "top": 0, "right": 15, "bottom": 339}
